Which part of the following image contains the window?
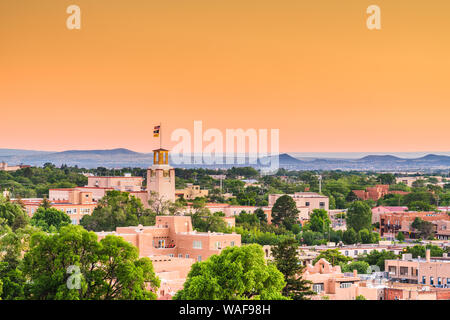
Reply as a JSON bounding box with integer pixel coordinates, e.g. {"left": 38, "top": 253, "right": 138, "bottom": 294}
{"left": 215, "top": 241, "right": 221, "bottom": 249}
{"left": 312, "top": 283, "right": 324, "bottom": 294}
{"left": 168, "top": 254, "right": 174, "bottom": 257}
{"left": 231, "top": 241, "right": 235, "bottom": 247}
{"left": 158, "top": 239, "right": 165, "bottom": 248}
{"left": 363, "top": 250, "right": 367, "bottom": 254}
{"left": 340, "top": 282, "right": 352, "bottom": 289}
{"left": 430, "top": 277, "right": 434, "bottom": 285}
{"left": 447, "top": 278, "right": 450, "bottom": 286}
{"left": 178, "top": 254, "right": 182, "bottom": 258}
{"left": 197, "top": 256, "right": 202, "bottom": 262}
{"left": 400, "top": 267, "right": 408, "bottom": 276}
{"left": 354, "top": 250, "right": 358, "bottom": 256}
{"left": 422, "top": 276, "right": 426, "bottom": 284}
{"left": 345, "top": 251, "right": 349, "bottom": 256}
{"left": 71, "top": 219, "right": 77, "bottom": 225}
{"left": 193, "top": 240, "right": 202, "bottom": 249}
{"left": 320, "top": 202, "right": 325, "bottom": 207}
{"left": 305, "top": 202, "right": 310, "bottom": 207}
{"left": 388, "top": 266, "right": 396, "bottom": 275}
{"left": 185, "top": 254, "right": 190, "bottom": 259}
{"left": 438, "top": 277, "right": 442, "bottom": 285}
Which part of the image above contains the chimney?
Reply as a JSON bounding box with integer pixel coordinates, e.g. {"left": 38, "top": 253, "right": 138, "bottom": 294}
{"left": 426, "top": 249, "right": 431, "bottom": 262}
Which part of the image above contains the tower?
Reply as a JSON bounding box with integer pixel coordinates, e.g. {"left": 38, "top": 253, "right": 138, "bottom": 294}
{"left": 147, "top": 148, "right": 175, "bottom": 202}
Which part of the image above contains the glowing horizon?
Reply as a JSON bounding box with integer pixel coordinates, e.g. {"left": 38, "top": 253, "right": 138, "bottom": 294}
{"left": 1, "top": 0, "right": 449, "bottom": 153}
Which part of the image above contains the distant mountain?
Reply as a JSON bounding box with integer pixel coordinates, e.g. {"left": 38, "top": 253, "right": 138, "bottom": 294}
{"left": 415, "top": 154, "right": 450, "bottom": 162}
{"left": 278, "top": 153, "right": 304, "bottom": 165}
{"left": 0, "top": 149, "right": 52, "bottom": 157}
{"left": 54, "top": 148, "right": 141, "bottom": 156}
{"left": 359, "top": 155, "right": 403, "bottom": 162}
{"left": 0, "top": 148, "right": 449, "bottom": 171}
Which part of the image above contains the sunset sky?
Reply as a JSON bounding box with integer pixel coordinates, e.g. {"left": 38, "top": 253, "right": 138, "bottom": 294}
{"left": 1, "top": 0, "right": 449, "bottom": 153}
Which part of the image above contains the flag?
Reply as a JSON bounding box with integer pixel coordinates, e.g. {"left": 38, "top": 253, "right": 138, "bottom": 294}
{"left": 153, "top": 125, "right": 160, "bottom": 137}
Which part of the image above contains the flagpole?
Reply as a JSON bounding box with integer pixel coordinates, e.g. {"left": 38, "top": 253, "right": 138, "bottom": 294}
{"left": 160, "top": 122, "right": 162, "bottom": 149}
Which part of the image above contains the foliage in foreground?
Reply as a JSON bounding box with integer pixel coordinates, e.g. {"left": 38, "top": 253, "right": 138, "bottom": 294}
{"left": 173, "top": 244, "right": 287, "bottom": 300}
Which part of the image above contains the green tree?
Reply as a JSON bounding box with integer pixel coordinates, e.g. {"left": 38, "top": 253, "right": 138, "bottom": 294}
{"left": 0, "top": 196, "right": 29, "bottom": 231}
{"left": 191, "top": 210, "right": 228, "bottom": 233}
{"left": 407, "top": 201, "right": 436, "bottom": 212}
{"left": 80, "top": 190, "right": 155, "bottom": 231}
{"left": 31, "top": 207, "right": 71, "bottom": 232}
{"left": 313, "top": 249, "right": 352, "bottom": 266}
{"left": 358, "top": 228, "right": 371, "bottom": 244}
{"left": 307, "top": 209, "right": 331, "bottom": 233}
{"left": 254, "top": 208, "right": 267, "bottom": 223}
{"left": 355, "top": 295, "right": 366, "bottom": 300}
{"left": 411, "top": 217, "right": 434, "bottom": 239}
{"left": 271, "top": 238, "right": 315, "bottom": 300}
{"left": 377, "top": 174, "right": 395, "bottom": 185}
{"left": 22, "top": 225, "right": 160, "bottom": 300}
{"left": 396, "top": 232, "right": 405, "bottom": 242}
{"left": 271, "top": 195, "right": 299, "bottom": 230}
{"left": 173, "top": 244, "right": 287, "bottom": 300}
{"left": 358, "top": 250, "right": 398, "bottom": 271}
{"left": 0, "top": 224, "right": 39, "bottom": 300}
{"left": 346, "top": 201, "right": 372, "bottom": 232}
{"left": 343, "top": 228, "right": 358, "bottom": 244}
{"left": 341, "top": 261, "right": 370, "bottom": 274}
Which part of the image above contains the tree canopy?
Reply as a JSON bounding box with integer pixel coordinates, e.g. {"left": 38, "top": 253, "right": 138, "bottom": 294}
{"left": 80, "top": 190, "right": 155, "bottom": 232}
{"left": 22, "top": 225, "right": 160, "bottom": 300}
{"left": 173, "top": 244, "right": 286, "bottom": 300}
{"left": 31, "top": 207, "right": 71, "bottom": 232}
{"left": 271, "top": 238, "right": 315, "bottom": 300}
{"left": 346, "top": 201, "right": 372, "bottom": 232}
{"left": 271, "top": 195, "right": 299, "bottom": 230}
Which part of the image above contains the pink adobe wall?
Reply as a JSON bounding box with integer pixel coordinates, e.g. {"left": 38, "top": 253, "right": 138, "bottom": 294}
{"left": 87, "top": 176, "right": 143, "bottom": 191}
{"left": 97, "top": 216, "right": 241, "bottom": 262}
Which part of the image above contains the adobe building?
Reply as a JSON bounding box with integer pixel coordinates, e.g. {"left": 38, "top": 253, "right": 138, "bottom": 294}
{"left": 371, "top": 206, "right": 408, "bottom": 224}
{"left": 379, "top": 211, "right": 450, "bottom": 239}
{"left": 96, "top": 215, "right": 241, "bottom": 262}
{"left": 352, "top": 185, "right": 410, "bottom": 202}
{"left": 87, "top": 174, "right": 143, "bottom": 192}
{"left": 303, "top": 259, "right": 383, "bottom": 300}
{"left": 175, "top": 183, "right": 208, "bottom": 200}
{"left": 385, "top": 250, "right": 450, "bottom": 287}
{"left": 146, "top": 148, "right": 176, "bottom": 203}
{"left": 268, "top": 192, "right": 329, "bottom": 221}
{"left": 0, "top": 162, "right": 30, "bottom": 172}
{"left": 49, "top": 148, "right": 177, "bottom": 210}
{"left": 18, "top": 190, "right": 97, "bottom": 225}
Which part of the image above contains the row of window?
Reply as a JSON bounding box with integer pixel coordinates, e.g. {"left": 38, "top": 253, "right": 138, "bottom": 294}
{"left": 168, "top": 253, "right": 203, "bottom": 262}
{"left": 155, "top": 240, "right": 236, "bottom": 250}
{"left": 422, "top": 276, "right": 450, "bottom": 286}
{"left": 193, "top": 240, "right": 236, "bottom": 249}
{"left": 304, "top": 202, "right": 326, "bottom": 207}
{"left": 344, "top": 250, "right": 369, "bottom": 256}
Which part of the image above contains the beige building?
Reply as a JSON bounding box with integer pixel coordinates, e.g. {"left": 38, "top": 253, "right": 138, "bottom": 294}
{"left": 87, "top": 174, "right": 143, "bottom": 192}
{"left": 385, "top": 250, "right": 450, "bottom": 287}
{"left": 268, "top": 192, "right": 329, "bottom": 221}
{"left": 303, "top": 259, "right": 383, "bottom": 300}
{"left": 0, "top": 162, "right": 29, "bottom": 172}
{"left": 175, "top": 184, "right": 208, "bottom": 200}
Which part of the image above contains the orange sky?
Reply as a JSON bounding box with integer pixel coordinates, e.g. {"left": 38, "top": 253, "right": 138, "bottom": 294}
{"left": 1, "top": 0, "right": 449, "bottom": 153}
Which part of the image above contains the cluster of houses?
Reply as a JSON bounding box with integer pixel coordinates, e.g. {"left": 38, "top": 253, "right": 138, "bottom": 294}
{"left": 3, "top": 150, "right": 450, "bottom": 299}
